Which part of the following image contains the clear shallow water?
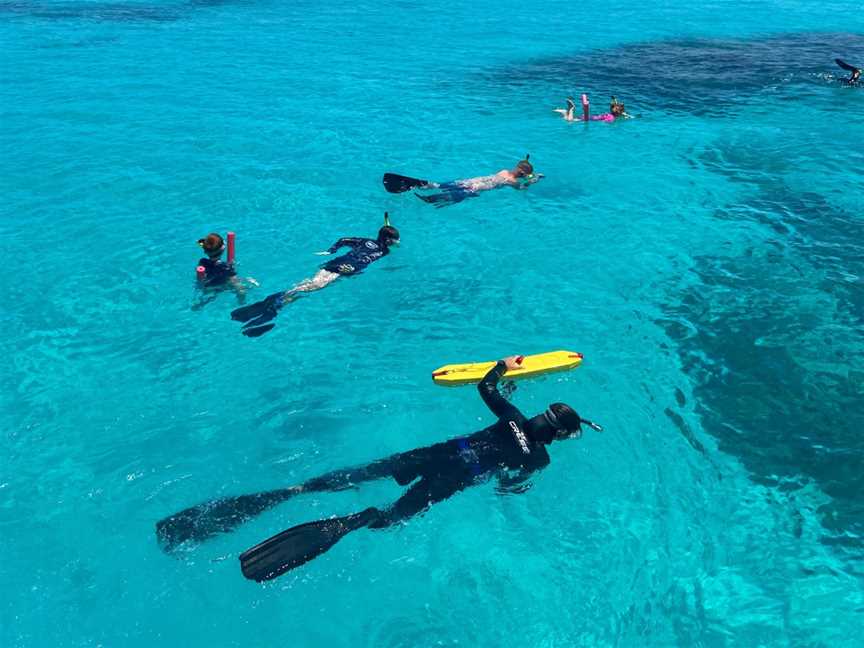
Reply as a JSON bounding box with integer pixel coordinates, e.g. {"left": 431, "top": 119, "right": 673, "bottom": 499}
{"left": 1, "top": 1, "right": 863, "bottom": 646}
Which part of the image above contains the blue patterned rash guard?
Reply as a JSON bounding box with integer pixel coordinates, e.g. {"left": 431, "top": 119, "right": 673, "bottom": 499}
{"left": 321, "top": 237, "right": 390, "bottom": 276}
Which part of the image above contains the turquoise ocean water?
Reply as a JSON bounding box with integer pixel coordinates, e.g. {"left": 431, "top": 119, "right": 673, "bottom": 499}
{"left": 1, "top": 1, "right": 863, "bottom": 645}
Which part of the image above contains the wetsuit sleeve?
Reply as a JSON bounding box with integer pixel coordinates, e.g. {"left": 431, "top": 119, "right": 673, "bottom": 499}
{"left": 327, "top": 238, "right": 365, "bottom": 253}
{"left": 478, "top": 361, "right": 524, "bottom": 421}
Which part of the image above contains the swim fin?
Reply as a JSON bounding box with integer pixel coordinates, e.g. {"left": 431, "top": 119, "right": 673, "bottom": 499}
{"left": 240, "top": 507, "right": 380, "bottom": 581}
{"left": 242, "top": 323, "right": 276, "bottom": 338}
{"left": 415, "top": 190, "right": 474, "bottom": 208}
{"left": 383, "top": 173, "right": 432, "bottom": 193}
{"left": 835, "top": 58, "right": 860, "bottom": 73}
{"left": 156, "top": 487, "right": 298, "bottom": 552}
{"left": 230, "top": 292, "right": 285, "bottom": 323}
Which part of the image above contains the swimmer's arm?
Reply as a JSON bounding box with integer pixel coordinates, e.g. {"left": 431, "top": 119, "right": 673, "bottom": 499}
{"left": 478, "top": 359, "right": 525, "bottom": 420}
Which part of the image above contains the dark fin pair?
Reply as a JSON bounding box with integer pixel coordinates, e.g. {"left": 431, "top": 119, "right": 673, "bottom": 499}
{"left": 240, "top": 507, "right": 380, "bottom": 582}
{"left": 383, "top": 172, "right": 431, "bottom": 193}
{"left": 835, "top": 58, "right": 860, "bottom": 73}
{"left": 415, "top": 189, "right": 476, "bottom": 208}
{"left": 230, "top": 292, "right": 288, "bottom": 337}
{"left": 155, "top": 487, "right": 298, "bottom": 552}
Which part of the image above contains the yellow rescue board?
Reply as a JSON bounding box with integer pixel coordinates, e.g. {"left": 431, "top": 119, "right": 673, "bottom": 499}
{"left": 432, "top": 350, "right": 583, "bottom": 386}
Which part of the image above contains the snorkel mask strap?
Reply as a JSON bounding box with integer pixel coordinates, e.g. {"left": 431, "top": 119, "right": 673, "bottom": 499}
{"left": 543, "top": 407, "right": 560, "bottom": 430}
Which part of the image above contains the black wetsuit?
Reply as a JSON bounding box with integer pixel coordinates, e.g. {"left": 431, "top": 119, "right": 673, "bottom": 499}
{"left": 197, "top": 257, "right": 236, "bottom": 287}
{"left": 299, "top": 361, "right": 552, "bottom": 526}
{"left": 321, "top": 237, "right": 391, "bottom": 276}
{"left": 155, "top": 362, "right": 556, "bottom": 554}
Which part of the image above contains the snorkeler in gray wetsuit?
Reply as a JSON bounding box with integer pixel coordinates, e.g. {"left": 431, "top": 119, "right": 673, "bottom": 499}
{"left": 383, "top": 155, "right": 544, "bottom": 207}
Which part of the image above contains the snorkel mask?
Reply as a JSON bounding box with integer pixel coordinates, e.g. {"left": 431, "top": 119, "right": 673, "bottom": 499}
{"left": 544, "top": 405, "right": 604, "bottom": 440}
{"left": 516, "top": 153, "right": 534, "bottom": 180}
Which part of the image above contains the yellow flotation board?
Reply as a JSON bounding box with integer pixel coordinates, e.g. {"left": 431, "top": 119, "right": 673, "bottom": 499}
{"left": 432, "top": 350, "right": 583, "bottom": 386}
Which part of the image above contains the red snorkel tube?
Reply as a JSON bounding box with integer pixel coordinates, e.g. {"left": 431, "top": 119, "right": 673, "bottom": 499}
{"left": 227, "top": 231, "right": 236, "bottom": 265}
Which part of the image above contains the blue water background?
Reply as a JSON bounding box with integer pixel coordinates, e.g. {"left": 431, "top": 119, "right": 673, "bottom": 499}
{"left": 1, "top": 1, "right": 863, "bottom": 646}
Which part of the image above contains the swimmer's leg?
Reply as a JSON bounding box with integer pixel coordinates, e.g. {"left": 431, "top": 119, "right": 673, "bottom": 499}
{"left": 232, "top": 271, "right": 338, "bottom": 337}
{"left": 298, "top": 456, "right": 405, "bottom": 492}
{"left": 156, "top": 455, "right": 405, "bottom": 552}
{"left": 299, "top": 445, "right": 444, "bottom": 492}
{"left": 239, "top": 477, "right": 466, "bottom": 581}
{"left": 289, "top": 269, "right": 341, "bottom": 293}
{"left": 367, "top": 477, "right": 466, "bottom": 528}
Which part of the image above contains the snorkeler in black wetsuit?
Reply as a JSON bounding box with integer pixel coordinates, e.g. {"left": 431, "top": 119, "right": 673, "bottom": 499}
{"left": 155, "top": 357, "right": 603, "bottom": 580}
{"left": 230, "top": 213, "right": 399, "bottom": 337}
{"left": 835, "top": 58, "right": 861, "bottom": 86}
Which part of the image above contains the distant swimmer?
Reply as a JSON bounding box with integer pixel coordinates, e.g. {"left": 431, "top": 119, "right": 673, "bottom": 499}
{"left": 194, "top": 232, "right": 256, "bottom": 306}
{"left": 155, "top": 357, "right": 604, "bottom": 578}
{"left": 382, "top": 155, "right": 544, "bottom": 208}
{"left": 835, "top": 58, "right": 861, "bottom": 86}
{"left": 229, "top": 213, "right": 400, "bottom": 337}
{"left": 553, "top": 96, "right": 580, "bottom": 121}
{"left": 554, "top": 94, "right": 631, "bottom": 122}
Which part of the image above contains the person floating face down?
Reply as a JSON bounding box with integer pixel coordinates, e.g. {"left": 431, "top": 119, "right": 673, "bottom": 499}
{"left": 414, "top": 155, "right": 544, "bottom": 207}
{"left": 554, "top": 95, "right": 631, "bottom": 122}
{"left": 230, "top": 213, "right": 400, "bottom": 337}
{"left": 234, "top": 356, "right": 604, "bottom": 581}
{"left": 194, "top": 233, "right": 256, "bottom": 306}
